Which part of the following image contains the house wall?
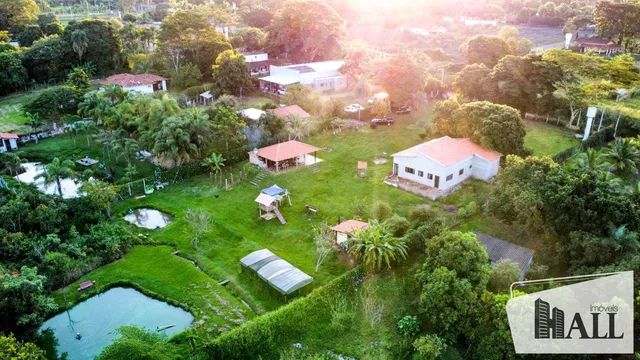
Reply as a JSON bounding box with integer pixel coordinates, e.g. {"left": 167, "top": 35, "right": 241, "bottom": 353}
{"left": 244, "top": 53, "right": 268, "bottom": 62}
{"left": 393, "top": 154, "right": 499, "bottom": 191}
{"left": 123, "top": 84, "right": 155, "bottom": 94}
{"left": 336, "top": 232, "right": 348, "bottom": 245}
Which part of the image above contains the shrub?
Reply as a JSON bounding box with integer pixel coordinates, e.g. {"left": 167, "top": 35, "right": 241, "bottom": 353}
{"left": 372, "top": 201, "right": 393, "bottom": 222}
{"left": 487, "top": 260, "right": 521, "bottom": 293}
{"left": 455, "top": 201, "right": 477, "bottom": 219}
{"left": 397, "top": 315, "right": 420, "bottom": 338}
{"left": 408, "top": 205, "right": 439, "bottom": 228}
{"left": 413, "top": 334, "right": 447, "bottom": 360}
{"left": 384, "top": 215, "right": 410, "bottom": 237}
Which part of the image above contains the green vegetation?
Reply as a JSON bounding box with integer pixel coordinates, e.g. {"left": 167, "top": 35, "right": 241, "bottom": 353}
{"left": 524, "top": 120, "right": 579, "bottom": 156}
{"left": 0, "top": 89, "right": 43, "bottom": 133}
{"left": 54, "top": 246, "right": 253, "bottom": 335}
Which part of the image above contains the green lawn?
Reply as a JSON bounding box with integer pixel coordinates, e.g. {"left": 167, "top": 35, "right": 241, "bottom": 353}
{"left": 524, "top": 120, "right": 579, "bottom": 157}
{"left": 54, "top": 246, "right": 253, "bottom": 337}
{"left": 0, "top": 90, "right": 44, "bottom": 134}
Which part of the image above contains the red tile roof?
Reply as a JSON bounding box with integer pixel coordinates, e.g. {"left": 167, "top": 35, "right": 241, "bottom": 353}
{"left": 100, "top": 73, "right": 167, "bottom": 87}
{"left": 273, "top": 105, "right": 311, "bottom": 120}
{"left": 331, "top": 220, "right": 368, "bottom": 234}
{"left": 574, "top": 38, "right": 621, "bottom": 48}
{"left": 256, "top": 140, "right": 321, "bottom": 162}
{"left": 0, "top": 133, "right": 19, "bottom": 139}
{"left": 393, "top": 136, "right": 502, "bottom": 166}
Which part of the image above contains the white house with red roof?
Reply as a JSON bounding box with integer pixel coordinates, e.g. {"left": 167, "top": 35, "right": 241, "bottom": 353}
{"left": 100, "top": 73, "right": 167, "bottom": 94}
{"left": 390, "top": 136, "right": 502, "bottom": 193}
{"left": 0, "top": 133, "right": 19, "bottom": 153}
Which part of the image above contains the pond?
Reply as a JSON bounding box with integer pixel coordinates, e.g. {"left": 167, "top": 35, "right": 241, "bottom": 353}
{"left": 15, "top": 162, "right": 82, "bottom": 199}
{"left": 40, "top": 287, "right": 194, "bottom": 360}
{"left": 123, "top": 208, "right": 172, "bottom": 229}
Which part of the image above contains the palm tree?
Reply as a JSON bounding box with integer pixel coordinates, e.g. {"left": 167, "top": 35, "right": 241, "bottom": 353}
{"left": 183, "top": 107, "right": 212, "bottom": 156}
{"left": 569, "top": 148, "right": 608, "bottom": 172}
{"left": 71, "top": 29, "right": 88, "bottom": 63}
{"left": 286, "top": 115, "right": 307, "bottom": 140}
{"left": 201, "top": 152, "right": 225, "bottom": 178}
{"left": 114, "top": 137, "right": 140, "bottom": 165}
{"left": 1, "top": 152, "right": 23, "bottom": 175}
{"left": 348, "top": 220, "right": 408, "bottom": 272}
{"left": 605, "top": 138, "right": 640, "bottom": 177}
{"left": 36, "top": 158, "right": 75, "bottom": 197}
{"left": 153, "top": 117, "right": 198, "bottom": 182}
{"left": 74, "top": 120, "right": 95, "bottom": 146}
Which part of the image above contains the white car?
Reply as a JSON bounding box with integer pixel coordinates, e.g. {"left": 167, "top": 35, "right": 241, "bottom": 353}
{"left": 344, "top": 103, "right": 364, "bottom": 113}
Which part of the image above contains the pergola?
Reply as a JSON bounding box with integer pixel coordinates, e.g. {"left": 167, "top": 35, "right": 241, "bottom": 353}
{"left": 251, "top": 140, "right": 321, "bottom": 172}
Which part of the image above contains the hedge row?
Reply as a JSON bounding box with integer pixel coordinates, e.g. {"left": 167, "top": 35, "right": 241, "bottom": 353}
{"left": 205, "top": 268, "right": 363, "bottom": 359}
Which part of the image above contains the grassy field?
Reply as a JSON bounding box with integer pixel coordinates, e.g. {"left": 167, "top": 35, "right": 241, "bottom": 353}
{"left": 0, "top": 90, "right": 44, "bottom": 134}
{"left": 524, "top": 120, "right": 579, "bottom": 156}
{"left": 54, "top": 246, "right": 254, "bottom": 337}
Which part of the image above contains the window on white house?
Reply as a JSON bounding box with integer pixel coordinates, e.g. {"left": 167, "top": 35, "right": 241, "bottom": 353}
{"left": 427, "top": 173, "right": 433, "bottom": 180}
{"left": 459, "top": 169, "right": 464, "bottom": 175}
{"left": 405, "top": 167, "right": 415, "bottom": 174}
{"left": 418, "top": 170, "right": 424, "bottom": 177}
{"left": 446, "top": 174, "right": 453, "bottom": 181}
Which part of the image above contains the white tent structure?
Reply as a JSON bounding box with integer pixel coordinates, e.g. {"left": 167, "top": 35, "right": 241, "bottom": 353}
{"left": 240, "top": 249, "right": 313, "bottom": 295}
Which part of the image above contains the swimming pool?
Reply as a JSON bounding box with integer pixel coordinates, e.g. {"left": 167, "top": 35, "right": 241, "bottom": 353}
{"left": 40, "top": 287, "right": 193, "bottom": 359}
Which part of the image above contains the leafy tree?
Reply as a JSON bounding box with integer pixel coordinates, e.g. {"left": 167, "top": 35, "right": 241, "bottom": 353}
{"left": 0, "top": 0, "right": 40, "bottom": 32}
{"left": 412, "top": 334, "right": 447, "bottom": 360}
{"left": 61, "top": 19, "right": 124, "bottom": 75}
{"left": 497, "top": 26, "right": 531, "bottom": 55}
{"left": 0, "top": 266, "right": 58, "bottom": 336}
{"left": 81, "top": 180, "right": 118, "bottom": 218}
{"left": 371, "top": 97, "right": 391, "bottom": 118}
{"left": 230, "top": 27, "right": 266, "bottom": 51}
{"left": 23, "top": 86, "right": 81, "bottom": 120}
{"left": 467, "top": 292, "right": 516, "bottom": 360}
{"left": 37, "top": 12, "right": 62, "bottom": 36}
{"left": 96, "top": 326, "right": 179, "bottom": 360}
{"left": 453, "top": 63, "right": 491, "bottom": 100}
{"left": 266, "top": 0, "right": 345, "bottom": 62}
{"left": 397, "top": 315, "right": 420, "bottom": 338}
{"left": 594, "top": 1, "right": 640, "bottom": 49}
{"left": 208, "top": 106, "right": 247, "bottom": 156}
{"left": 25, "top": 112, "right": 43, "bottom": 135}
{"left": 280, "top": 84, "right": 321, "bottom": 115}
{"left": 0, "top": 152, "right": 23, "bottom": 175}
{"left": 378, "top": 53, "right": 425, "bottom": 105}
{"left": 371, "top": 200, "right": 392, "bottom": 222}
{"left": 211, "top": 50, "right": 253, "bottom": 96}
{"left": 431, "top": 100, "right": 526, "bottom": 155}
{"left": 461, "top": 35, "right": 511, "bottom": 67}
{"left": 348, "top": 220, "right": 408, "bottom": 271}
{"left": 66, "top": 67, "right": 91, "bottom": 92}
{"left": 170, "top": 62, "right": 202, "bottom": 90}
{"left": 0, "top": 333, "right": 46, "bottom": 359}
{"left": 487, "top": 260, "right": 521, "bottom": 293}
{"left": 418, "top": 267, "right": 478, "bottom": 341}
{"left": 0, "top": 51, "right": 27, "bottom": 95}
{"left": 422, "top": 231, "right": 491, "bottom": 291}
{"left": 184, "top": 208, "right": 210, "bottom": 249}
{"left": 20, "top": 35, "right": 67, "bottom": 82}
{"left": 240, "top": 5, "right": 274, "bottom": 29}
{"left": 16, "top": 24, "right": 43, "bottom": 46}
{"left": 489, "top": 54, "right": 562, "bottom": 116}
{"left": 152, "top": 116, "right": 198, "bottom": 169}
{"left": 36, "top": 157, "right": 75, "bottom": 197}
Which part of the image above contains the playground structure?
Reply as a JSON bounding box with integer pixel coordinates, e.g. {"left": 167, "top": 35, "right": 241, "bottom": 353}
{"left": 255, "top": 184, "right": 291, "bottom": 224}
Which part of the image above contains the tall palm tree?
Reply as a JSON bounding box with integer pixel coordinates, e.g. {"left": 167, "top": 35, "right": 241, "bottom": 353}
{"left": 1, "top": 152, "right": 23, "bottom": 175}
{"left": 36, "top": 158, "right": 75, "bottom": 197}
{"left": 201, "top": 153, "right": 225, "bottom": 178}
{"left": 348, "top": 220, "right": 408, "bottom": 272}
{"left": 183, "top": 107, "right": 212, "bottom": 156}
{"left": 153, "top": 117, "right": 198, "bottom": 181}
{"left": 605, "top": 138, "right": 640, "bottom": 177}
{"left": 114, "top": 137, "right": 140, "bottom": 165}
{"left": 286, "top": 115, "right": 307, "bottom": 140}
{"left": 71, "top": 29, "right": 88, "bottom": 63}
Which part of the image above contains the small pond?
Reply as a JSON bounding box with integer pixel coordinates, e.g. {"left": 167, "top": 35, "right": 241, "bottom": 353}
{"left": 15, "top": 162, "right": 82, "bottom": 199}
{"left": 124, "top": 208, "right": 172, "bottom": 229}
{"left": 40, "top": 287, "right": 193, "bottom": 360}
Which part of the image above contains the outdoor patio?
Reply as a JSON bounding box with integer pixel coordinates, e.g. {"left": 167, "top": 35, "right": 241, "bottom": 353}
{"left": 383, "top": 174, "right": 453, "bottom": 200}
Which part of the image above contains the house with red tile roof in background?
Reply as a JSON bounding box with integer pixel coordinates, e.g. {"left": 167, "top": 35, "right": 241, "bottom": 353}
{"left": 388, "top": 136, "right": 502, "bottom": 198}
{"left": 273, "top": 105, "right": 311, "bottom": 122}
{"left": 573, "top": 38, "right": 622, "bottom": 56}
{"left": 100, "top": 73, "right": 168, "bottom": 94}
{"left": 0, "top": 133, "right": 19, "bottom": 152}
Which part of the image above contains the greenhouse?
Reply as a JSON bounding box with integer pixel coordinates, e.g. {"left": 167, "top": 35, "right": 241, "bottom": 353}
{"left": 240, "top": 249, "right": 313, "bottom": 295}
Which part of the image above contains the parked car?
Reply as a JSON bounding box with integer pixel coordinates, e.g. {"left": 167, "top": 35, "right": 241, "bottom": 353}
{"left": 344, "top": 103, "right": 365, "bottom": 113}
{"left": 395, "top": 106, "right": 412, "bottom": 114}
{"left": 371, "top": 117, "right": 394, "bottom": 126}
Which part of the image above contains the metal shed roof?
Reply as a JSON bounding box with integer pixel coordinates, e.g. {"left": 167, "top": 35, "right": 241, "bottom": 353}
{"left": 239, "top": 249, "right": 313, "bottom": 294}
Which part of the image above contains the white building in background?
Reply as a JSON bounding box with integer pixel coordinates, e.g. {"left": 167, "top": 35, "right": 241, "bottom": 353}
{"left": 100, "top": 73, "right": 168, "bottom": 94}
{"left": 0, "top": 133, "right": 18, "bottom": 152}
{"left": 390, "top": 136, "right": 502, "bottom": 192}
{"left": 241, "top": 51, "right": 270, "bottom": 77}
{"left": 259, "top": 60, "right": 347, "bottom": 95}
